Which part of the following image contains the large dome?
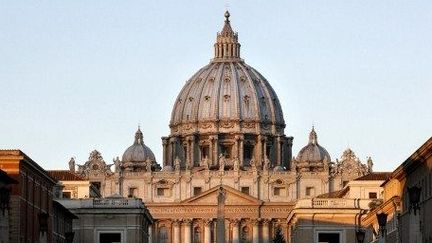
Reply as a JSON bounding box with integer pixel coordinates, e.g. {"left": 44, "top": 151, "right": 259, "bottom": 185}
{"left": 169, "top": 11, "right": 285, "bottom": 136}
{"left": 162, "top": 12, "right": 293, "bottom": 171}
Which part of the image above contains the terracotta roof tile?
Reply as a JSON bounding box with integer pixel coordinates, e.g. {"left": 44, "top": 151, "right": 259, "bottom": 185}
{"left": 316, "top": 187, "right": 349, "bottom": 198}
{"left": 354, "top": 172, "right": 392, "bottom": 181}
{"left": 48, "top": 170, "right": 85, "bottom": 181}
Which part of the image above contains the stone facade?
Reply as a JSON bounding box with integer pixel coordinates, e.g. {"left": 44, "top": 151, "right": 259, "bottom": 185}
{"left": 58, "top": 197, "right": 152, "bottom": 243}
{"left": 65, "top": 11, "right": 375, "bottom": 243}
{"left": 362, "top": 137, "right": 432, "bottom": 243}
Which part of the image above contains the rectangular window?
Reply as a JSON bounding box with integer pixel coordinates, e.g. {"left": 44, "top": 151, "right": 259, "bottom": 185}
{"left": 62, "top": 192, "right": 71, "bottom": 199}
{"left": 306, "top": 187, "right": 314, "bottom": 197}
{"left": 369, "top": 192, "right": 377, "bottom": 199}
{"left": 128, "top": 187, "right": 138, "bottom": 198}
{"left": 274, "top": 187, "right": 281, "bottom": 196}
{"left": 157, "top": 188, "right": 165, "bottom": 196}
{"left": 99, "top": 233, "right": 121, "bottom": 243}
{"left": 221, "top": 145, "right": 232, "bottom": 158}
{"left": 193, "top": 187, "right": 202, "bottom": 196}
{"left": 201, "top": 146, "right": 209, "bottom": 160}
{"left": 241, "top": 187, "right": 250, "bottom": 195}
{"left": 91, "top": 182, "right": 101, "bottom": 191}
{"left": 318, "top": 232, "right": 340, "bottom": 243}
{"left": 243, "top": 145, "right": 253, "bottom": 161}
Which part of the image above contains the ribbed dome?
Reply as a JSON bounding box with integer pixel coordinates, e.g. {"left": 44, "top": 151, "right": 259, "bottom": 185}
{"left": 296, "top": 127, "right": 331, "bottom": 163}
{"left": 122, "top": 128, "right": 156, "bottom": 163}
{"left": 169, "top": 11, "right": 285, "bottom": 136}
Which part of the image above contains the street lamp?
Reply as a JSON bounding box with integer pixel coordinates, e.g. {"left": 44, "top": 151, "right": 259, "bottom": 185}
{"left": 376, "top": 212, "right": 388, "bottom": 237}
{"left": 355, "top": 229, "right": 366, "bottom": 243}
{"left": 408, "top": 185, "right": 421, "bottom": 215}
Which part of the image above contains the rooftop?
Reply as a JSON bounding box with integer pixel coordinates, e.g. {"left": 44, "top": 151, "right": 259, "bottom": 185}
{"left": 354, "top": 172, "right": 392, "bottom": 181}
{"left": 48, "top": 170, "right": 86, "bottom": 181}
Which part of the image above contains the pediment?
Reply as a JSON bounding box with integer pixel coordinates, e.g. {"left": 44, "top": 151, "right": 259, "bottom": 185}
{"left": 181, "top": 185, "right": 263, "bottom": 205}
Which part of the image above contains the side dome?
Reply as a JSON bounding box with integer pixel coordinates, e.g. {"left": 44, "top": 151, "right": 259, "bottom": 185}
{"left": 169, "top": 11, "right": 285, "bottom": 136}
{"left": 295, "top": 127, "right": 331, "bottom": 171}
{"left": 122, "top": 128, "right": 156, "bottom": 163}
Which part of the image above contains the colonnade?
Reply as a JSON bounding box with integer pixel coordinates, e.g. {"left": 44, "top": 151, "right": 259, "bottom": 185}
{"left": 151, "top": 218, "right": 275, "bottom": 243}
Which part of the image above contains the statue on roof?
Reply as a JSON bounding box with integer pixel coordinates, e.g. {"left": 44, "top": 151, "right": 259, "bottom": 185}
{"left": 69, "top": 157, "right": 75, "bottom": 172}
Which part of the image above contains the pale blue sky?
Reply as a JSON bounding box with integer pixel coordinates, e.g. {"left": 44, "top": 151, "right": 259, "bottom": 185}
{"left": 1, "top": 1, "right": 431, "bottom": 172}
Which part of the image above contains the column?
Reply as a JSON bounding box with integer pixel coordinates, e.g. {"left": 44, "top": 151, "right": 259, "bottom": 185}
{"left": 256, "top": 135, "right": 262, "bottom": 167}
{"left": 148, "top": 225, "right": 152, "bottom": 243}
{"left": 183, "top": 219, "right": 192, "bottom": 243}
{"left": 186, "top": 139, "right": 191, "bottom": 169}
{"left": 252, "top": 219, "right": 260, "bottom": 243}
{"left": 239, "top": 137, "right": 244, "bottom": 166}
{"left": 190, "top": 136, "right": 195, "bottom": 167}
{"left": 204, "top": 219, "right": 213, "bottom": 243}
{"left": 234, "top": 136, "right": 240, "bottom": 160}
{"left": 173, "top": 220, "right": 181, "bottom": 243}
{"left": 162, "top": 138, "right": 168, "bottom": 167}
{"left": 231, "top": 219, "right": 240, "bottom": 243}
{"left": 170, "top": 140, "right": 175, "bottom": 167}
{"left": 214, "top": 136, "right": 219, "bottom": 165}
{"left": 209, "top": 137, "right": 214, "bottom": 165}
{"left": 276, "top": 136, "right": 281, "bottom": 166}
{"left": 262, "top": 219, "right": 271, "bottom": 243}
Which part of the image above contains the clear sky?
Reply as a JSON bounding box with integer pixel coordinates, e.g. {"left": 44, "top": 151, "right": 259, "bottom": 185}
{"left": 1, "top": 1, "right": 431, "bottom": 172}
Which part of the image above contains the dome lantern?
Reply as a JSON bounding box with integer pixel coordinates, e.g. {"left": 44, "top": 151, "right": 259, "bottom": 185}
{"left": 213, "top": 11, "right": 241, "bottom": 62}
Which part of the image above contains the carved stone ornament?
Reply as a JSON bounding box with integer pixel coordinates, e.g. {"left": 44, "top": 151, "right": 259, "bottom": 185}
{"left": 242, "top": 122, "right": 256, "bottom": 129}
{"left": 199, "top": 122, "right": 213, "bottom": 129}
{"left": 220, "top": 121, "right": 235, "bottom": 128}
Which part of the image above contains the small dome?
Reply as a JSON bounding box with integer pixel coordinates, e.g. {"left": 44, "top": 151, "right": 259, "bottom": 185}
{"left": 122, "top": 128, "right": 156, "bottom": 163}
{"left": 296, "top": 127, "right": 331, "bottom": 164}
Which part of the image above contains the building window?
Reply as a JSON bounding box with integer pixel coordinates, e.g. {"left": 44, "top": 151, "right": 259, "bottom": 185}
{"left": 91, "top": 182, "right": 101, "bottom": 192}
{"left": 266, "top": 145, "right": 272, "bottom": 157}
{"left": 159, "top": 226, "right": 168, "bottom": 243}
{"left": 274, "top": 187, "right": 284, "bottom": 196}
{"left": 62, "top": 192, "right": 71, "bottom": 199}
{"left": 241, "top": 187, "right": 250, "bottom": 195}
{"left": 241, "top": 226, "right": 251, "bottom": 243}
{"left": 243, "top": 144, "right": 254, "bottom": 163}
{"left": 193, "top": 187, "right": 202, "bottom": 196}
{"left": 306, "top": 187, "right": 314, "bottom": 197}
{"left": 221, "top": 145, "right": 232, "bottom": 158}
{"left": 318, "top": 232, "right": 340, "bottom": 243}
{"left": 157, "top": 188, "right": 169, "bottom": 196}
{"left": 368, "top": 192, "right": 377, "bottom": 199}
{"left": 201, "top": 146, "right": 209, "bottom": 160}
{"left": 194, "top": 227, "right": 201, "bottom": 243}
{"left": 99, "top": 233, "right": 121, "bottom": 243}
{"left": 342, "top": 181, "right": 349, "bottom": 187}
{"left": 128, "top": 187, "right": 138, "bottom": 198}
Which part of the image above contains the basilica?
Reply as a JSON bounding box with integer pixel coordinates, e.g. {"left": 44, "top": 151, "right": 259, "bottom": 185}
{"left": 67, "top": 11, "right": 373, "bottom": 243}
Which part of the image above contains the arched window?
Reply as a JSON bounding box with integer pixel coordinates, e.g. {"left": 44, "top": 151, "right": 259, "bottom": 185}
{"left": 193, "top": 227, "right": 201, "bottom": 243}
{"left": 240, "top": 226, "right": 251, "bottom": 243}
{"left": 158, "top": 226, "right": 168, "bottom": 243}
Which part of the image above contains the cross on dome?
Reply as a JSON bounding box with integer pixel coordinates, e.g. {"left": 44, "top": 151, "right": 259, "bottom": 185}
{"left": 309, "top": 126, "right": 318, "bottom": 145}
